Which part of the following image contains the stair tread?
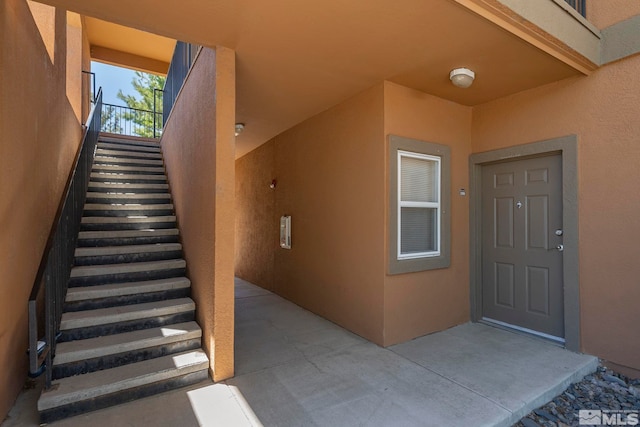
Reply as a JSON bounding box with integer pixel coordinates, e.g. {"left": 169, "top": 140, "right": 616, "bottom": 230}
{"left": 95, "top": 149, "right": 163, "bottom": 160}
{"left": 66, "top": 277, "right": 191, "bottom": 302}
{"left": 94, "top": 156, "right": 163, "bottom": 166}
{"left": 98, "top": 135, "right": 160, "bottom": 147}
{"left": 85, "top": 192, "right": 171, "bottom": 199}
{"left": 90, "top": 172, "right": 167, "bottom": 181}
{"left": 53, "top": 321, "right": 201, "bottom": 366}
{"left": 84, "top": 203, "right": 174, "bottom": 211}
{"left": 81, "top": 216, "right": 176, "bottom": 224}
{"left": 60, "top": 297, "right": 195, "bottom": 330}
{"left": 88, "top": 182, "right": 169, "bottom": 189}
{"left": 70, "top": 258, "right": 186, "bottom": 278}
{"left": 38, "top": 349, "right": 208, "bottom": 411}
{"left": 97, "top": 142, "right": 161, "bottom": 153}
{"left": 91, "top": 165, "right": 165, "bottom": 174}
{"left": 78, "top": 229, "right": 179, "bottom": 240}
{"left": 75, "top": 243, "right": 182, "bottom": 257}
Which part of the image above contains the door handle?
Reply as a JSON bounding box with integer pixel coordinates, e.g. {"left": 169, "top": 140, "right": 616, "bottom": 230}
{"left": 556, "top": 244, "right": 564, "bottom": 252}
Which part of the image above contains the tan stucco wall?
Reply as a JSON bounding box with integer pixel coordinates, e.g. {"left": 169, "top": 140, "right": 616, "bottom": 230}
{"left": 0, "top": 0, "right": 85, "bottom": 420}
{"left": 382, "top": 82, "right": 473, "bottom": 346}
{"left": 235, "top": 141, "right": 276, "bottom": 291}
{"left": 236, "top": 83, "right": 473, "bottom": 347}
{"left": 236, "top": 85, "right": 386, "bottom": 344}
{"left": 161, "top": 47, "right": 236, "bottom": 381}
{"left": 472, "top": 55, "right": 640, "bottom": 373}
{"left": 587, "top": 0, "right": 640, "bottom": 29}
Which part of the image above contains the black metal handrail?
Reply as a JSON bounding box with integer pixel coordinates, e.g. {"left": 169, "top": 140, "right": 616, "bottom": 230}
{"left": 101, "top": 102, "right": 163, "bottom": 138}
{"left": 163, "top": 41, "right": 200, "bottom": 124}
{"left": 28, "top": 88, "right": 103, "bottom": 387}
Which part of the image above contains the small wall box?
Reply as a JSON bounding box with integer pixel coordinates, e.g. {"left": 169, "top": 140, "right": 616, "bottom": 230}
{"left": 280, "top": 216, "right": 291, "bottom": 249}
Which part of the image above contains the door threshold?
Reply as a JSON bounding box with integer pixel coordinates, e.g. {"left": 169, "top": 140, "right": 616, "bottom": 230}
{"left": 480, "top": 317, "right": 565, "bottom": 347}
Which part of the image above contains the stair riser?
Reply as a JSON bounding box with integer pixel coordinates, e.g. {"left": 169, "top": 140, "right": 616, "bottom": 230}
{"left": 58, "top": 311, "right": 195, "bottom": 342}
{"left": 85, "top": 196, "right": 171, "bottom": 205}
{"left": 91, "top": 166, "right": 165, "bottom": 175}
{"left": 69, "top": 268, "right": 186, "bottom": 287}
{"left": 73, "top": 250, "right": 184, "bottom": 266}
{"left": 53, "top": 338, "right": 202, "bottom": 380}
{"left": 76, "top": 235, "right": 180, "bottom": 247}
{"left": 83, "top": 208, "right": 174, "bottom": 217}
{"left": 93, "top": 158, "right": 163, "bottom": 167}
{"left": 87, "top": 185, "right": 169, "bottom": 194}
{"left": 95, "top": 151, "right": 163, "bottom": 161}
{"left": 64, "top": 288, "right": 191, "bottom": 312}
{"left": 97, "top": 143, "right": 161, "bottom": 153}
{"left": 39, "top": 369, "right": 208, "bottom": 424}
{"left": 90, "top": 176, "right": 167, "bottom": 184}
{"left": 97, "top": 144, "right": 161, "bottom": 155}
{"left": 80, "top": 221, "right": 176, "bottom": 232}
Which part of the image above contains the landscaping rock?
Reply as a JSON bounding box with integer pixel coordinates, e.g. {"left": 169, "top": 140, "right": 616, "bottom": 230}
{"left": 513, "top": 365, "right": 640, "bottom": 427}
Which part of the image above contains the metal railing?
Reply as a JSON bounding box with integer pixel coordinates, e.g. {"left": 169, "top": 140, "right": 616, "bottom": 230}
{"left": 101, "top": 102, "right": 163, "bottom": 138}
{"left": 163, "top": 41, "right": 201, "bottom": 124}
{"left": 564, "top": 0, "right": 586, "bottom": 17}
{"left": 82, "top": 70, "right": 96, "bottom": 104}
{"left": 28, "top": 89, "right": 103, "bottom": 387}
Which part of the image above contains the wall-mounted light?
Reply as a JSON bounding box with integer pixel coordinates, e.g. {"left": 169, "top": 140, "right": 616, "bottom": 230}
{"left": 235, "top": 123, "right": 245, "bottom": 136}
{"left": 449, "top": 68, "right": 475, "bottom": 89}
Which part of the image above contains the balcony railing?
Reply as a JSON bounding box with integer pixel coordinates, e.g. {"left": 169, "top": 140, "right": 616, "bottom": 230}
{"left": 163, "top": 41, "right": 201, "bottom": 124}
{"left": 564, "top": 0, "right": 586, "bottom": 17}
{"left": 101, "top": 102, "right": 163, "bottom": 138}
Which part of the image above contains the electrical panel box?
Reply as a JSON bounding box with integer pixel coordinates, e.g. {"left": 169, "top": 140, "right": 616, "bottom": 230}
{"left": 280, "top": 216, "right": 291, "bottom": 249}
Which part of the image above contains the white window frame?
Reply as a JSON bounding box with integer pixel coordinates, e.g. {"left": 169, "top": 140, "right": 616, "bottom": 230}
{"left": 397, "top": 150, "right": 441, "bottom": 260}
{"left": 388, "top": 135, "right": 450, "bottom": 275}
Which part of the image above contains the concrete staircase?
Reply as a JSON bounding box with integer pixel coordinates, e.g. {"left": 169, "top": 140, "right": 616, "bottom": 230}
{"left": 37, "top": 135, "right": 209, "bottom": 423}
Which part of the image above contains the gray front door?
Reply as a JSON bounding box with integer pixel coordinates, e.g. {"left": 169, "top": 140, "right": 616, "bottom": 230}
{"left": 481, "top": 154, "right": 564, "bottom": 339}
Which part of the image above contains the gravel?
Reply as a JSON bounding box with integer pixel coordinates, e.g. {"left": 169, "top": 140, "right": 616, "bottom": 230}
{"left": 513, "top": 365, "right": 640, "bottom": 427}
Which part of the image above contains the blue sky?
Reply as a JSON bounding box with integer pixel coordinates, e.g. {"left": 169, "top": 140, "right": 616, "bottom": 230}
{"left": 91, "top": 61, "right": 138, "bottom": 105}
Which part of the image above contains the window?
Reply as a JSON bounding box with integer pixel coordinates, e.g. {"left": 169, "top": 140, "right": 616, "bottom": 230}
{"left": 388, "top": 136, "right": 450, "bottom": 274}
{"left": 398, "top": 151, "right": 441, "bottom": 259}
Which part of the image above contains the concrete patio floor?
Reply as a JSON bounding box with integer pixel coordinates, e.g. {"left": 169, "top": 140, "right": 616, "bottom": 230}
{"left": 3, "top": 278, "right": 598, "bottom": 427}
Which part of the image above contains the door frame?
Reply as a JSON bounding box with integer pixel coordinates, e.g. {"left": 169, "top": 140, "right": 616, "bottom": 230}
{"left": 469, "top": 135, "right": 580, "bottom": 352}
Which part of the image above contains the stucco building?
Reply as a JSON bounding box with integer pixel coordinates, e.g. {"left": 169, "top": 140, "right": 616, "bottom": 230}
{"left": 2, "top": 0, "right": 639, "bottom": 421}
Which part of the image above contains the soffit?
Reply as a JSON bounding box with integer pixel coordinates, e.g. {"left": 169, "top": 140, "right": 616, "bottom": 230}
{"left": 38, "top": 0, "right": 580, "bottom": 157}
{"left": 84, "top": 17, "right": 175, "bottom": 67}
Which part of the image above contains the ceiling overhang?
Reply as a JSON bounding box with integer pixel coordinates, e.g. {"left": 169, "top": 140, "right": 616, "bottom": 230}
{"left": 35, "top": 0, "right": 601, "bottom": 157}
{"left": 84, "top": 17, "right": 174, "bottom": 75}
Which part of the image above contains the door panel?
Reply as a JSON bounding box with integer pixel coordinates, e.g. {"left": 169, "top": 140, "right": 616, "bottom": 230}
{"left": 481, "top": 155, "right": 564, "bottom": 338}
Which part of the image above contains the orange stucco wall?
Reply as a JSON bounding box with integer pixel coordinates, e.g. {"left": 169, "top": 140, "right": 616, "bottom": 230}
{"left": 0, "top": 0, "right": 85, "bottom": 420}
{"left": 472, "top": 55, "right": 640, "bottom": 373}
{"left": 236, "top": 85, "right": 387, "bottom": 344}
{"left": 587, "top": 0, "right": 640, "bottom": 29}
{"left": 236, "top": 83, "right": 473, "bottom": 346}
{"left": 382, "top": 82, "right": 472, "bottom": 346}
{"left": 237, "top": 59, "right": 640, "bottom": 373}
{"left": 235, "top": 7, "right": 640, "bottom": 373}
{"left": 161, "top": 47, "right": 236, "bottom": 381}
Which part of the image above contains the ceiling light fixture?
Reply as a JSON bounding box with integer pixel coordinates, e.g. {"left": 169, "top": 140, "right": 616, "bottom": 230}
{"left": 235, "top": 123, "right": 245, "bottom": 136}
{"left": 449, "top": 68, "right": 475, "bottom": 89}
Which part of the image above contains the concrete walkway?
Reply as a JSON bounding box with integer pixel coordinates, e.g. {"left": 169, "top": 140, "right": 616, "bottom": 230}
{"left": 3, "top": 278, "right": 597, "bottom": 427}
